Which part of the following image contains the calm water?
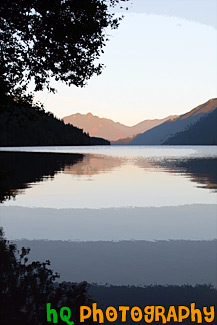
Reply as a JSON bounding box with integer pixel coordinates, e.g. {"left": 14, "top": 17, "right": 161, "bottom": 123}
{"left": 1, "top": 146, "right": 217, "bottom": 286}
{"left": 1, "top": 145, "right": 217, "bottom": 208}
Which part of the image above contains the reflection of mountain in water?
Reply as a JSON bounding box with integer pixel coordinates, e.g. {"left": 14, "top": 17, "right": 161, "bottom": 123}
{"left": 150, "top": 158, "right": 217, "bottom": 191}
{"left": 64, "top": 154, "right": 124, "bottom": 177}
{"left": 135, "top": 156, "right": 217, "bottom": 191}
{"left": 0, "top": 151, "right": 83, "bottom": 202}
{"left": 1, "top": 151, "right": 216, "bottom": 203}
{"left": 65, "top": 154, "right": 217, "bottom": 191}
{"left": 0, "top": 151, "right": 125, "bottom": 202}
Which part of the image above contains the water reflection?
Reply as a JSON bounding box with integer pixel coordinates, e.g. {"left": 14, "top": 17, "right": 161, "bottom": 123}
{"left": 64, "top": 154, "right": 125, "bottom": 177}
{"left": 1, "top": 148, "right": 217, "bottom": 312}
{"left": 14, "top": 239, "right": 217, "bottom": 287}
{"left": 2, "top": 228, "right": 217, "bottom": 323}
{"left": 136, "top": 157, "right": 217, "bottom": 191}
{"left": 0, "top": 149, "right": 216, "bottom": 207}
{"left": 0, "top": 151, "right": 83, "bottom": 202}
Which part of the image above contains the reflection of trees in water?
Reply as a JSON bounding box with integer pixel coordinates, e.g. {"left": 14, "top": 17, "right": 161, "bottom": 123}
{"left": 0, "top": 151, "right": 83, "bottom": 202}
{"left": 161, "top": 158, "right": 217, "bottom": 191}
{"left": 0, "top": 229, "right": 92, "bottom": 324}
{"left": 1, "top": 151, "right": 216, "bottom": 204}
{"left": 90, "top": 284, "right": 217, "bottom": 323}
{"left": 1, "top": 227, "right": 217, "bottom": 324}
{"left": 64, "top": 154, "right": 124, "bottom": 177}
{"left": 0, "top": 151, "right": 124, "bottom": 202}
{"left": 136, "top": 157, "right": 217, "bottom": 191}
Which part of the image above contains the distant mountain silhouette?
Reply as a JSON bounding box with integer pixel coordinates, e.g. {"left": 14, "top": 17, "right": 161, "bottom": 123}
{"left": 130, "top": 99, "right": 217, "bottom": 145}
{"left": 63, "top": 113, "right": 176, "bottom": 142}
{"left": 164, "top": 108, "right": 217, "bottom": 145}
{"left": 0, "top": 100, "right": 110, "bottom": 146}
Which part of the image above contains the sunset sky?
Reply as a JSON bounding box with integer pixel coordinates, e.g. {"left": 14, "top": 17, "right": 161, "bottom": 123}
{"left": 33, "top": 0, "right": 217, "bottom": 126}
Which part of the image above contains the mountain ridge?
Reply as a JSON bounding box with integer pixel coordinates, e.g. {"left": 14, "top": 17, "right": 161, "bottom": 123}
{"left": 163, "top": 108, "right": 217, "bottom": 145}
{"left": 63, "top": 113, "right": 177, "bottom": 142}
{"left": 130, "top": 98, "right": 217, "bottom": 145}
{"left": 0, "top": 100, "right": 110, "bottom": 147}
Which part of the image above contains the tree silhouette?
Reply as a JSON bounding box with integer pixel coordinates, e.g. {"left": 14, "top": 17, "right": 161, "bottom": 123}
{"left": 0, "top": 228, "right": 92, "bottom": 324}
{"left": 0, "top": 0, "right": 129, "bottom": 100}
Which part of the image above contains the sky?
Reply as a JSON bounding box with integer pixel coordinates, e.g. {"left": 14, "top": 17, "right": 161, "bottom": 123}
{"left": 33, "top": 0, "right": 217, "bottom": 126}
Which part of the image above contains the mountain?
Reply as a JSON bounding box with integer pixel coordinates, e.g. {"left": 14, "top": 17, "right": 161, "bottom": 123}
{"left": 164, "top": 107, "right": 217, "bottom": 145}
{"left": 130, "top": 99, "right": 217, "bottom": 145}
{"left": 0, "top": 99, "right": 110, "bottom": 146}
{"left": 63, "top": 113, "right": 176, "bottom": 142}
{"left": 111, "top": 136, "right": 137, "bottom": 145}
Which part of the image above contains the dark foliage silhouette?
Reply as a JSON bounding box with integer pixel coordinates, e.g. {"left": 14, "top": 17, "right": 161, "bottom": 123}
{"left": 0, "top": 0, "right": 129, "bottom": 100}
{"left": 0, "top": 98, "right": 110, "bottom": 146}
{"left": 0, "top": 0, "right": 126, "bottom": 146}
{"left": 90, "top": 284, "right": 217, "bottom": 324}
{"left": 0, "top": 228, "right": 92, "bottom": 324}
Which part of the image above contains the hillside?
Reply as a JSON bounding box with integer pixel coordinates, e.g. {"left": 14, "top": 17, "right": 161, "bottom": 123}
{"left": 164, "top": 108, "right": 217, "bottom": 145}
{"left": 0, "top": 100, "right": 110, "bottom": 146}
{"left": 111, "top": 136, "right": 137, "bottom": 145}
{"left": 63, "top": 113, "right": 176, "bottom": 142}
{"left": 130, "top": 99, "right": 217, "bottom": 145}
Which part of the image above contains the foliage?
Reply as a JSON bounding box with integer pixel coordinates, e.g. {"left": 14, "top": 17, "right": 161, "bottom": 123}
{"left": 0, "top": 0, "right": 129, "bottom": 99}
{"left": 0, "top": 99, "right": 90, "bottom": 145}
{"left": 0, "top": 98, "right": 110, "bottom": 146}
{"left": 0, "top": 228, "right": 92, "bottom": 324}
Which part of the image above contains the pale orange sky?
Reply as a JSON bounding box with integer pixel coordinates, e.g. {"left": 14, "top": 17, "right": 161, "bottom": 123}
{"left": 33, "top": 0, "right": 217, "bottom": 126}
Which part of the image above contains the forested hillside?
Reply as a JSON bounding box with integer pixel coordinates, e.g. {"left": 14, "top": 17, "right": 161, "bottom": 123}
{"left": 164, "top": 108, "right": 217, "bottom": 145}
{"left": 130, "top": 99, "right": 217, "bottom": 145}
{"left": 0, "top": 98, "right": 109, "bottom": 146}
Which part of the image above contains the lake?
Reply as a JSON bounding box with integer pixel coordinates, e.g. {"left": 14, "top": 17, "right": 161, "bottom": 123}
{"left": 1, "top": 145, "right": 217, "bottom": 209}
{"left": 0, "top": 146, "right": 217, "bottom": 286}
